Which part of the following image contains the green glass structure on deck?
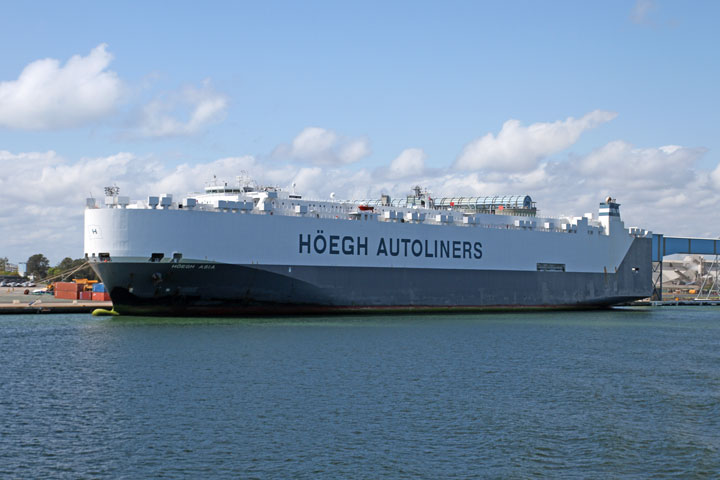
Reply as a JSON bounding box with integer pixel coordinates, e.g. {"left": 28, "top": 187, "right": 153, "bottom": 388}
{"left": 355, "top": 195, "right": 536, "bottom": 216}
{"left": 434, "top": 195, "right": 534, "bottom": 211}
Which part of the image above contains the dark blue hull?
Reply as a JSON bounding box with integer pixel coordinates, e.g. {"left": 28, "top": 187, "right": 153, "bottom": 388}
{"left": 90, "top": 238, "right": 652, "bottom": 316}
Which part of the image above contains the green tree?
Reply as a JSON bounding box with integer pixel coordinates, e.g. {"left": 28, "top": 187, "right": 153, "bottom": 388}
{"left": 26, "top": 254, "right": 50, "bottom": 280}
{"left": 57, "top": 257, "right": 76, "bottom": 271}
{"left": 0, "top": 257, "right": 8, "bottom": 274}
{"left": 47, "top": 257, "right": 98, "bottom": 281}
{"left": 72, "top": 260, "right": 98, "bottom": 281}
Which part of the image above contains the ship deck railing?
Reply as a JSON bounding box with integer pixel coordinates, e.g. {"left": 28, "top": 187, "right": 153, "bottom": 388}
{"left": 118, "top": 200, "right": 611, "bottom": 236}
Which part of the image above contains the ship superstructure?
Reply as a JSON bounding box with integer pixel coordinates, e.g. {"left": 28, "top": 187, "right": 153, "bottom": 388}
{"left": 84, "top": 178, "right": 652, "bottom": 315}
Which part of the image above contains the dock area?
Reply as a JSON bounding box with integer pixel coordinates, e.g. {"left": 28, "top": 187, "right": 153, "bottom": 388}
{"left": 0, "top": 289, "right": 112, "bottom": 315}
{"left": 3, "top": 287, "right": 718, "bottom": 314}
{"left": 641, "top": 300, "right": 720, "bottom": 307}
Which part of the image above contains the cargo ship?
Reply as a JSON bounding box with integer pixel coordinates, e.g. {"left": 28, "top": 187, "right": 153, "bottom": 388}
{"left": 84, "top": 180, "right": 652, "bottom": 315}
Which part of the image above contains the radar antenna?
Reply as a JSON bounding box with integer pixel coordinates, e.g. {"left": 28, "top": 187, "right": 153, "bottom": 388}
{"left": 237, "top": 170, "right": 257, "bottom": 190}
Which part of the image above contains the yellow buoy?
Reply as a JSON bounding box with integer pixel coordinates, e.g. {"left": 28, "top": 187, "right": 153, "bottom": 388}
{"left": 92, "top": 308, "right": 119, "bottom": 316}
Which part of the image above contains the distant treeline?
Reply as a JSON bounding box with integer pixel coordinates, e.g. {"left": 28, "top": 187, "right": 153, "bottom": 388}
{"left": 1, "top": 254, "right": 98, "bottom": 281}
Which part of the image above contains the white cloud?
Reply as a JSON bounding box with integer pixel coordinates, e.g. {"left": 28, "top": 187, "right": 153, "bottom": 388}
{"left": 388, "top": 148, "right": 426, "bottom": 179}
{"left": 444, "top": 141, "right": 711, "bottom": 239}
{"left": 0, "top": 44, "right": 122, "bottom": 130}
{"left": 631, "top": 0, "right": 655, "bottom": 25}
{"left": 2, "top": 112, "right": 719, "bottom": 266}
{"left": 711, "top": 163, "right": 720, "bottom": 188}
{"left": 256, "top": 137, "right": 715, "bottom": 241}
{"left": 144, "top": 155, "right": 257, "bottom": 195}
{"left": 577, "top": 140, "right": 704, "bottom": 187}
{"left": 454, "top": 110, "right": 617, "bottom": 172}
{"left": 0, "top": 151, "right": 266, "bottom": 264}
{"left": 291, "top": 167, "right": 325, "bottom": 193}
{"left": 0, "top": 150, "right": 150, "bottom": 264}
{"left": 292, "top": 127, "right": 337, "bottom": 158}
{"left": 133, "top": 80, "right": 228, "bottom": 138}
{"left": 279, "top": 127, "right": 371, "bottom": 165}
{"left": 0, "top": 45, "right": 229, "bottom": 137}
{"left": 0, "top": 148, "right": 375, "bottom": 263}
{"left": 338, "top": 138, "right": 372, "bottom": 165}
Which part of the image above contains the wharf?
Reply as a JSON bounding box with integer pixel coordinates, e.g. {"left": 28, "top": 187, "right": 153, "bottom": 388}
{"left": 0, "top": 302, "right": 113, "bottom": 314}
{"left": 632, "top": 299, "right": 720, "bottom": 307}
{"left": 0, "top": 289, "right": 112, "bottom": 315}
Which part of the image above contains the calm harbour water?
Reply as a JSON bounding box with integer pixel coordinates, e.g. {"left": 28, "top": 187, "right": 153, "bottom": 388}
{"left": 1, "top": 308, "right": 719, "bottom": 479}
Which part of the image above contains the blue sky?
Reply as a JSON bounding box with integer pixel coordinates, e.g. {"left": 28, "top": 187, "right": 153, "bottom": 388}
{"left": 1, "top": 0, "right": 719, "bottom": 264}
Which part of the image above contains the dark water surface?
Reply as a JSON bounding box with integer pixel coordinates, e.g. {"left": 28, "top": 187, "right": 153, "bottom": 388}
{"left": 1, "top": 308, "right": 720, "bottom": 478}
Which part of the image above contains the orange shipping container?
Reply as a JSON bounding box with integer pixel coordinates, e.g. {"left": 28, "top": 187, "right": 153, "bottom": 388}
{"left": 79, "top": 291, "right": 93, "bottom": 301}
{"left": 92, "top": 292, "right": 111, "bottom": 302}
{"left": 55, "top": 282, "right": 82, "bottom": 292}
{"left": 55, "top": 290, "right": 78, "bottom": 300}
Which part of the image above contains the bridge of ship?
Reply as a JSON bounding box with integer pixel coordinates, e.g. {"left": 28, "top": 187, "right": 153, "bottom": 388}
{"left": 652, "top": 234, "right": 720, "bottom": 300}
